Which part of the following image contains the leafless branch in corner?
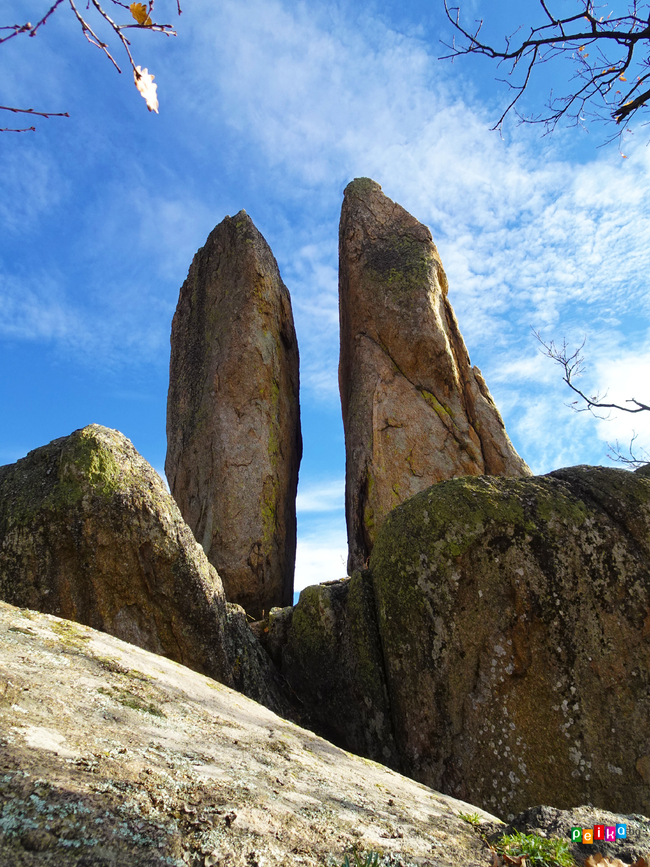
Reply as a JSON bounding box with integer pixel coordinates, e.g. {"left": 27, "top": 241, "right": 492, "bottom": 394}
{"left": 440, "top": 0, "right": 650, "bottom": 142}
{"left": 1, "top": 0, "right": 182, "bottom": 129}
{"left": 533, "top": 330, "right": 649, "bottom": 468}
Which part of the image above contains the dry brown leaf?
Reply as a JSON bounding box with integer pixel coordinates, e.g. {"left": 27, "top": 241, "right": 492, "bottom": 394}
{"left": 585, "top": 855, "right": 626, "bottom": 867}
{"left": 130, "top": 3, "right": 152, "bottom": 26}
{"left": 503, "top": 854, "right": 527, "bottom": 866}
{"left": 631, "top": 857, "right": 650, "bottom": 867}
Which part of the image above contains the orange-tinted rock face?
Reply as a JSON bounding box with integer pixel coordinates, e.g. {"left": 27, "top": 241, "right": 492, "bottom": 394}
{"left": 166, "top": 212, "right": 301, "bottom": 620}
{"left": 338, "top": 178, "right": 530, "bottom": 572}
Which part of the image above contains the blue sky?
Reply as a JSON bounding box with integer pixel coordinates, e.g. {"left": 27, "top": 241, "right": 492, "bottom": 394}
{"left": 2, "top": 0, "right": 650, "bottom": 595}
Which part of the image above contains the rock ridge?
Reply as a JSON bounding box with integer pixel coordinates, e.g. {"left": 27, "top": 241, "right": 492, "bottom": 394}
{"left": 166, "top": 210, "right": 302, "bottom": 620}
{"left": 338, "top": 177, "right": 531, "bottom": 572}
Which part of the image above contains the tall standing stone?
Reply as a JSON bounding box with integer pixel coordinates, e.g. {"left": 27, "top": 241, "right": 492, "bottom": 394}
{"left": 339, "top": 178, "right": 530, "bottom": 572}
{"left": 166, "top": 212, "right": 302, "bottom": 620}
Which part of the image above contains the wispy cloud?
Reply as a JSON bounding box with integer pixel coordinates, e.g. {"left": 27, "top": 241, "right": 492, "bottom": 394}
{"left": 177, "top": 0, "right": 650, "bottom": 441}
{"left": 2, "top": 0, "right": 649, "bottom": 494}
{"left": 0, "top": 273, "right": 83, "bottom": 343}
{"left": 296, "top": 478, "right": 345, "bottom": 513}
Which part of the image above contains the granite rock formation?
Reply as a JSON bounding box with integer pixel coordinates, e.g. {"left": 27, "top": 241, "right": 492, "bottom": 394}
{"left": 260, "top": 465, "right": 650, "bottom": 818}
{"left": 0, "top": 598, "right": 503, "bottom": 867}
{"left": 370, "top": 465, "right": 650, "bottom": 817}
{"left": 0, "top": 424, "right": 289, "bottom": 714}
{"left": 338, "top": 178, "right": 531, "bottom": 571}
{"left": 166, "top": 211, "right": 301, "bottom": 619}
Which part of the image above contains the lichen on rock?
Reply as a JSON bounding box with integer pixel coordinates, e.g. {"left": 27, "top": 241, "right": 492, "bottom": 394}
{"left": 0, "top": 598, "right": 503, "bottom": 867}
{"left": 0, "top": 424, "right": 290, "bottom": 715}
{"left": 369, "top": 465, "right": 650, "bottom": 817}
{"left": 278, "top": 573, "right": 400, "bottom": 767}
{"left": 166, "top": 211, "right": 302, "bottom": 621}
{"left": 338, "top": 178, "right": 530, "bottom": 573}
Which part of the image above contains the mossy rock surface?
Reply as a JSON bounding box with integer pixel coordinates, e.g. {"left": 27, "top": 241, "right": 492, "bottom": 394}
{"left": 280, "top": 574, "right": 400, "bottom": 768}
{"left": 0, "top": 425, "right": 291, "bottom": 715}
{"left": 370, "top": 466, "right": 650, "bottom": 819}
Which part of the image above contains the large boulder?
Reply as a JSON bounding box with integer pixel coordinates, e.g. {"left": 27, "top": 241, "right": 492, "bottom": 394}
{"left": 338, "top": 178, "right": 530, "bottom": 572}
{"left": 166, "top": 211, "right": 302, "bottom": 620}
{"left": 0, "top": 598, "right": 503, "bottom": 867}
{"left": 0, "top": 424, "right": 289, "bottom": 715}
{"left": 369, "top": 465, "right": 650, "bottom": 818}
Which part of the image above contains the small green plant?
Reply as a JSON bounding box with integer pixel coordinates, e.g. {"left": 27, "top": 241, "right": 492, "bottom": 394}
{"left": 459, "top": 811, "right": 483, "bottom": 828}
{"left": 341, "top": 849, "right": 381, "bottom": 867}
{"left": 494, "top": 831, "right": 576, "bottom": 867}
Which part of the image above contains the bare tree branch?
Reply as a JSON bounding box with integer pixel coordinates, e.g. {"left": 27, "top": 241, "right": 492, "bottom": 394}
{"left": 0, "top": 0, "right": 66, "bottom": 46}
{"left": 1, "top": 0, "right": 181, "bottom": 129}
{"left": 0, "top": 105, "right": 69, "bottom": 119}
{"left": 441, "top": 0, "right": 650, "bottom": 138}
{"left": 607, "top": 433, "right": 650, "bottom": 469}
{"left": 533, "top": 330, "right": 649, "bottom": 468}
{"left": 533, "top": 330, "right": 650, "bottom": 417}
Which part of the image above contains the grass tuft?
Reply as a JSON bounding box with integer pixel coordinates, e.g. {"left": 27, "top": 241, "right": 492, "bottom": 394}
{"left": 494, "top": 831, "right": 576, "bottom": 867}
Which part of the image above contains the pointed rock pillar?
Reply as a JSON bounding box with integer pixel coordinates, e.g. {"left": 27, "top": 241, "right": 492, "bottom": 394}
{"left": 338, "top": 178, "right": 530, "bottom": 573}
{"left": 166, "top": 211, "right": 302, "bottom": 620}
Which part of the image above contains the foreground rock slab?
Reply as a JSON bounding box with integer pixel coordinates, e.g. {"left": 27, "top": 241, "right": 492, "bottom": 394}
{"left": 166, "top": 211, "right": 302, "bottom": 620}
{"left": 370, "top": 465, "right": 650, "bottom": 818}
{"left": 0, "top": 424, "right": 288, "bottom": 715}
{"left": 0, "top": 600, "right": 501, "bottom": 867}
{"left": 338, "top": 178, "right": 530, "bottom": 572}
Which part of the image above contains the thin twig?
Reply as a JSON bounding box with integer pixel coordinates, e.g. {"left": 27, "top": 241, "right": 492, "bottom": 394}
{"left": 67, "top": 0, "right": 122, "bottom": 72}
{"left": 0, "top": 105, "right": 70, "bottom": 119}
{"left": 1, "top": 0, "right": 181, "bottom": 130}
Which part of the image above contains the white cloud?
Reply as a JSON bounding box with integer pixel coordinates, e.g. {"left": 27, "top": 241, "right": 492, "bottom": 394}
{"left": 0, "top": 273, "right": 83, "bottom": 343}
{"left": 0, "top": 145, "right": 67, "bottom": 232}
{"left": 179, "top": 0, "right": 650, "bottom": 379}
{"left": 296, "top": 478, "right": 345, "bottom": 513}
{"left": 295, "top": 524, "right": 348, "bottom": 592}
{"left": 2, "top": 0, "right": 649, "bottom": 491}
{"left": 591, "top": 343, "right": 650, "bottom": 456}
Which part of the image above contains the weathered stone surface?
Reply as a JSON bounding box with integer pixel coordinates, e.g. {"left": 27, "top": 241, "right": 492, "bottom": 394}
{"left": 0, "top": 424, "right": 289, "bottom": 715}
{"left": 338, "top": 178, "right": 531, "bottom": 571}
{"left": 277, "top": 575, "right": 400, "bottom": 769}
{"left": 369, "top": 465, "right": 650, "bottom": 818}
{"left": 166, "top": 211, "right": 302, "bottom": 620}
{"left": 0, "top": 599, "right": 503, "bottom": 866}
